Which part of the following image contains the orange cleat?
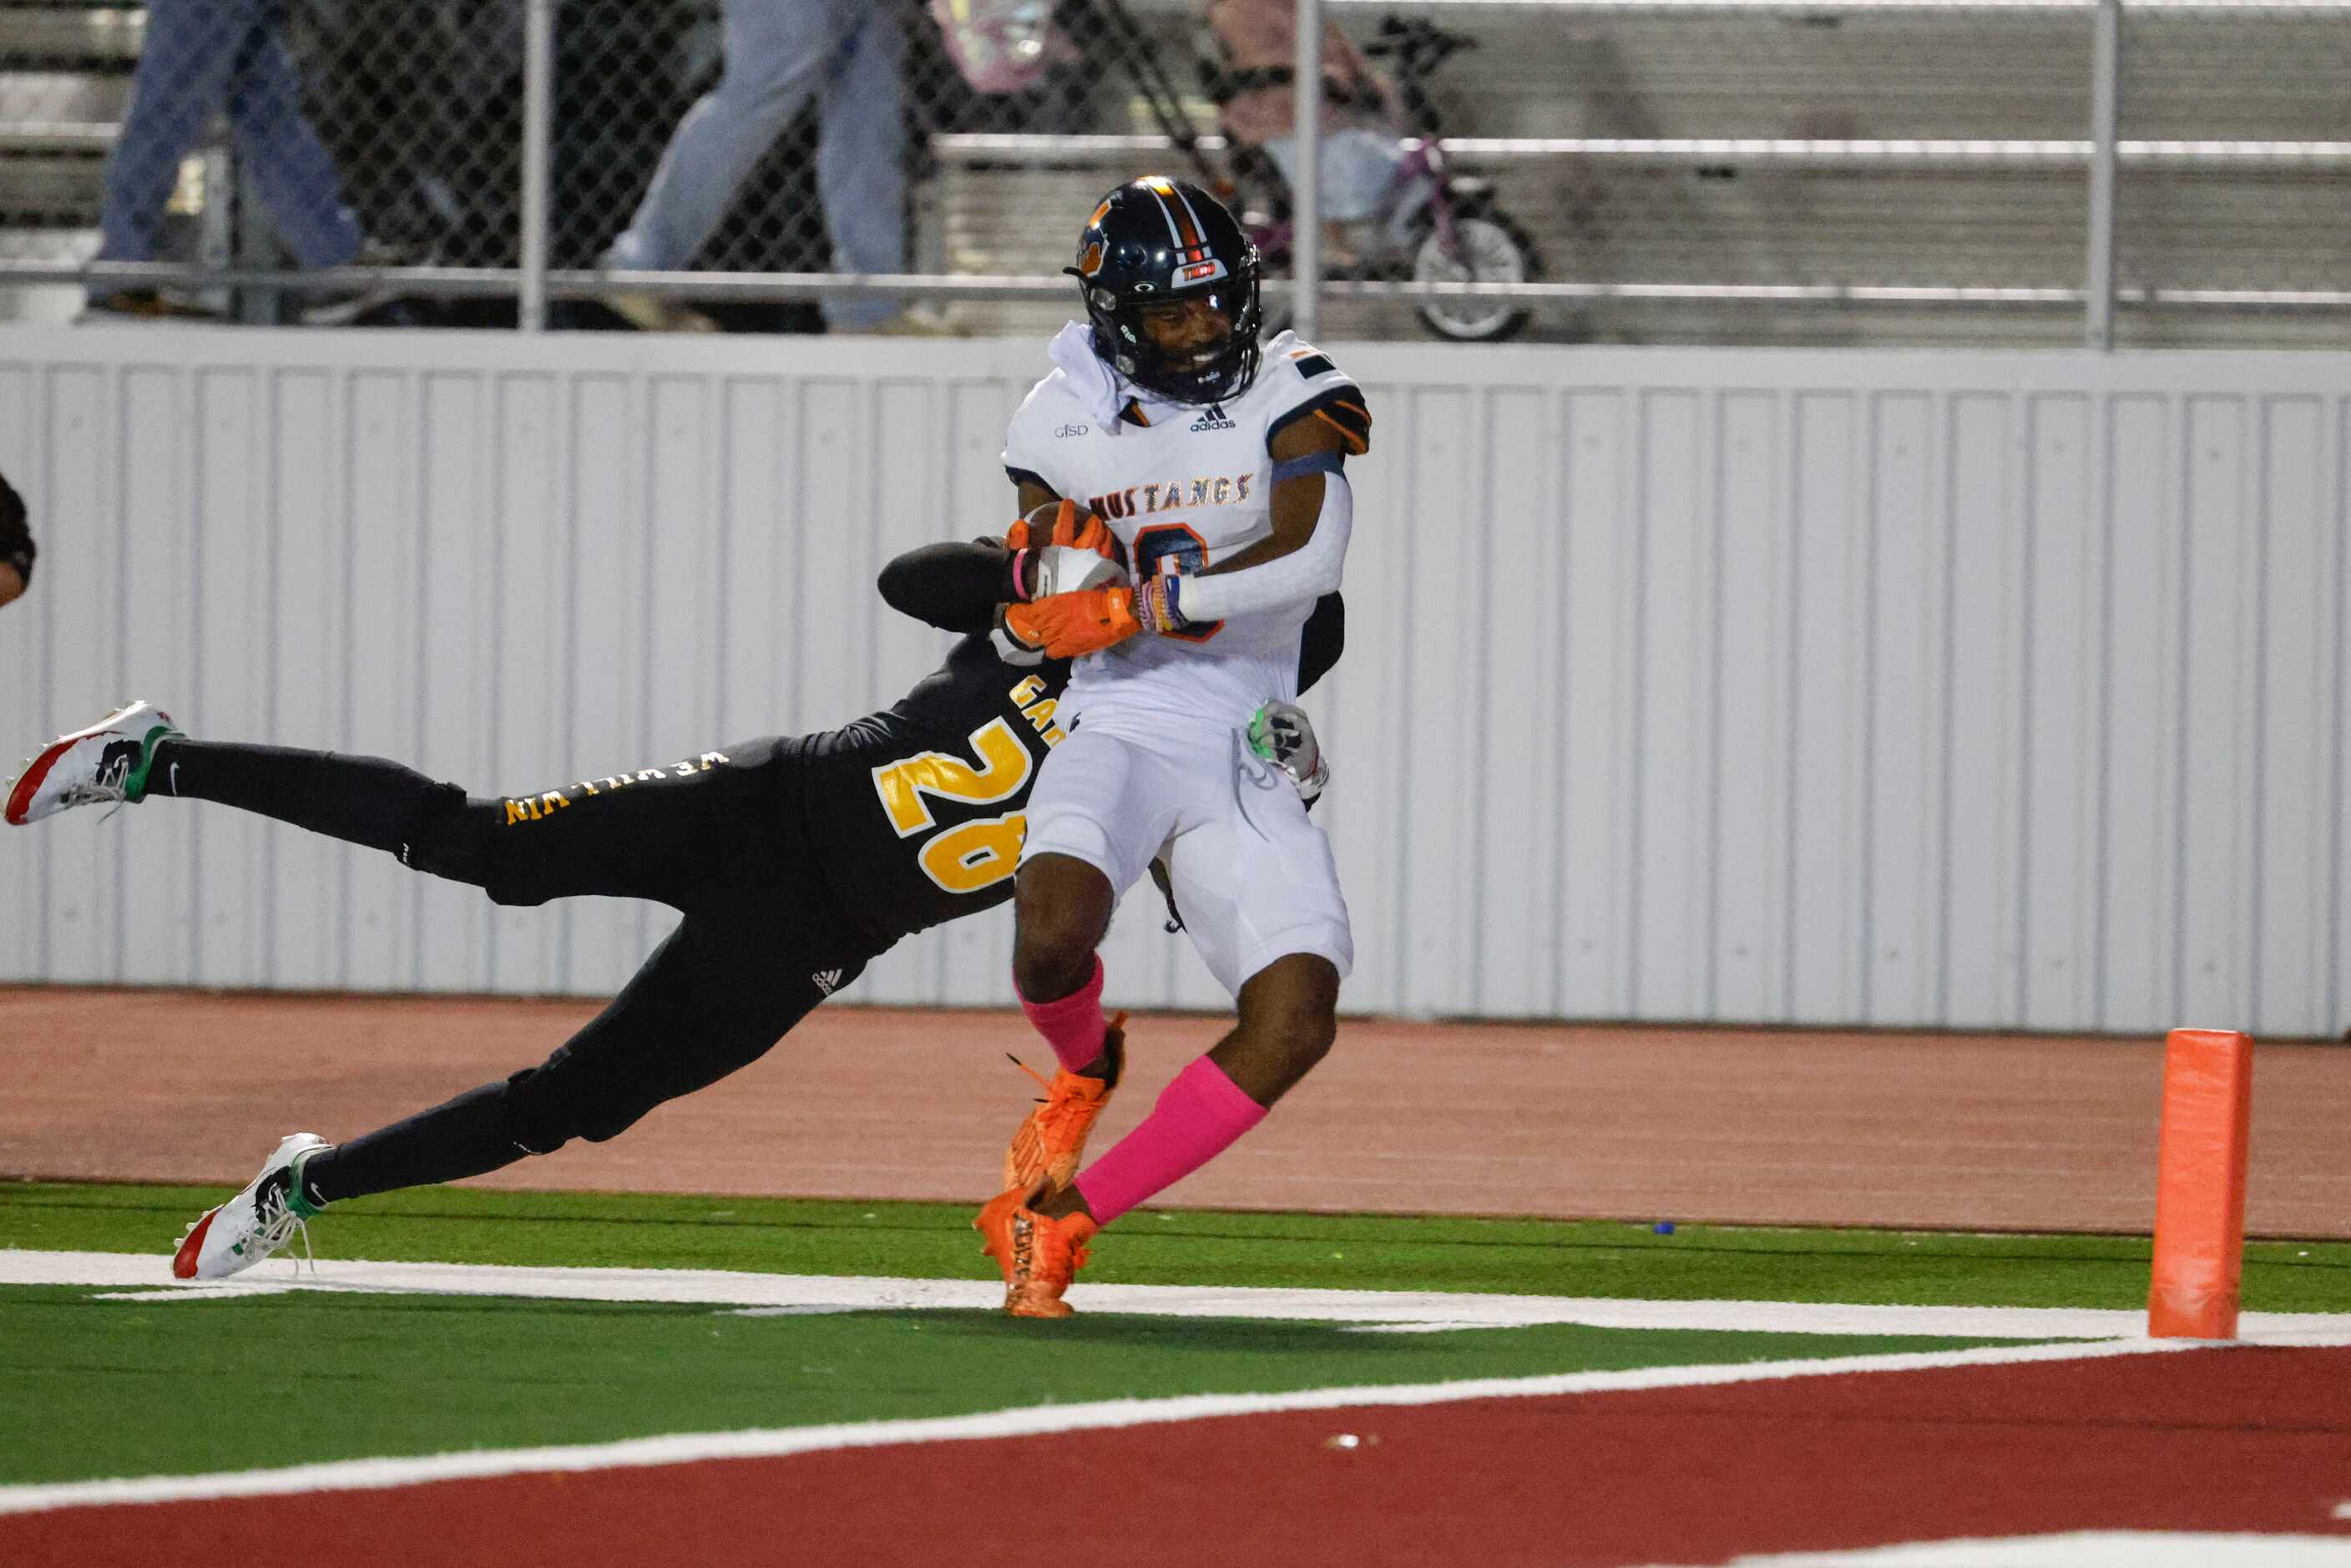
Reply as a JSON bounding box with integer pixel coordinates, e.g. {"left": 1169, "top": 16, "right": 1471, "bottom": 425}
{"left": 974, "top": 1183, "right": 1098, "bottom": 1319}
{"left": 1003, "top": 1013, "right": 1125, "bottom": 1193}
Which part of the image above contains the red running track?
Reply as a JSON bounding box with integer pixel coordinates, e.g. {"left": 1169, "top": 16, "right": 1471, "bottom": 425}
{"left": 9, "top": 1344, "right": 2351, "bottom": 1567}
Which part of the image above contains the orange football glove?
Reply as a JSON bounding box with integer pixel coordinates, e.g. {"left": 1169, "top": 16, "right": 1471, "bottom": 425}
{"left": 1002, "top": 584, "right": 1140, "bottom": 659}
{"left": 1006, "top": 498, "right": 1122, "bottom": 564}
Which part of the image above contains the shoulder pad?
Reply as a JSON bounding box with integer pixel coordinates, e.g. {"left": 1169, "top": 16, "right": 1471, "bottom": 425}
{"left": 1281, "top": 346, "right": 1347, "bottom": 387}
{"left": 1264, "top": 342, "right": 1370, "bottom": 457}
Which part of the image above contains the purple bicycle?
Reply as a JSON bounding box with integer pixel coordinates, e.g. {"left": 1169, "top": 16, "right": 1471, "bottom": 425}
{"left": 1216, "top": 15, "right": 1545, "bottom": 344}
{"left": 1079, "top": 4, "right": 1544, "bottom": 342}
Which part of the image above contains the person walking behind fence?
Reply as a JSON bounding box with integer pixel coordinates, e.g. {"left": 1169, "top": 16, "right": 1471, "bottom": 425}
{"left": 85, "top": 0, "right": 412, "bottom": 324}
{"left": 600, "top": 0, "right": 948, "bottom": 336}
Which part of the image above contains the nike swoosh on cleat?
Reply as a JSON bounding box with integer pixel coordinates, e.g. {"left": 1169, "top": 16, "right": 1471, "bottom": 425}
{"left": 171, "top": 1209, "right": 219, "bottom": 1280}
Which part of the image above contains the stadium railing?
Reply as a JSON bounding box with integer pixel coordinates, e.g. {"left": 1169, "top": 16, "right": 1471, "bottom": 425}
{"left": 0, "top": 0, "right": 2343, "bottom": 345}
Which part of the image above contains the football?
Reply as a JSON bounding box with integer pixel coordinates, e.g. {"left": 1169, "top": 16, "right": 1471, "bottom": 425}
{"left": 1019, "top": 498, "right": 1071, "bottom": 539}
{"left": 1032, "top": 543, "right": 1129, "bottom": 598}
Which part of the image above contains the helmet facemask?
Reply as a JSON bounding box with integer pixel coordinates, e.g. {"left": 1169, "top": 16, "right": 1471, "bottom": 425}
{"left": 1087, "top": 277, "right": 1262, "bottom": 405}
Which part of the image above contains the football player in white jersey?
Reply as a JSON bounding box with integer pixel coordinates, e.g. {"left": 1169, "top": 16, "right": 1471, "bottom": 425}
{"left": 973, "top": 177, "right": 1371, "bottom": 1317}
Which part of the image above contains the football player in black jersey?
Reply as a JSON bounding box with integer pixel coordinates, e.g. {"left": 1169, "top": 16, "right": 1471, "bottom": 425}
{"left": 3, "top": 530, "right": 1341, "bottom": 1280}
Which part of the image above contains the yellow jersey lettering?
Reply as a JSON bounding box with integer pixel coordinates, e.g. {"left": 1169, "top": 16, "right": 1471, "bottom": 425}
{"left": 916, "top": 812, "right": 1027, "bottom": 896}
{"left": 870, "top": 716, "right": 1034, "bottom": 837}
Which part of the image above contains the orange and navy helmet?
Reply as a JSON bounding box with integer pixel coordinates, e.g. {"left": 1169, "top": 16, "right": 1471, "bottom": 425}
{"left": 1064, "top": 177, "right": 1261, "bottom": 406}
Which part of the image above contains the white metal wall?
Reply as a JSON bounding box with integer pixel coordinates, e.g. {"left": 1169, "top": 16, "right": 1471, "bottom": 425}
{"left": 2, "top": 327, "right": 2345, "bottom": 1036}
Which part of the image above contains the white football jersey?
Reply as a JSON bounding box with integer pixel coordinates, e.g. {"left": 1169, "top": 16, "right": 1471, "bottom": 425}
{"left": 1001, "top": 328, "right": 1369, "bottom": 733}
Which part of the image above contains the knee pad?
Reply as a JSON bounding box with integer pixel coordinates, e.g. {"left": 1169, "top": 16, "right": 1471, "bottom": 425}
{"left": 498, "top": 1063, "right": 575, "bottom": 1156}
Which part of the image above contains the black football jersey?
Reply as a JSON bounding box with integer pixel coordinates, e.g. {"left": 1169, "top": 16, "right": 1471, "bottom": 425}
{"left": 800, "top": 585, "right": 1342, "bottom": 949}
{"left": 799, "top": 634, "right": 1072, "bottom": 947}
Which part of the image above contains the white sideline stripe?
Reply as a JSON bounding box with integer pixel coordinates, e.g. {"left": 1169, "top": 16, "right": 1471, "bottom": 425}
{"left": 1659, "top": 1533, "right": 2351, "bottom": 1565}
{"left": 13, "top": 1248, "right": 2351, "bottom": 1341}
{"left": 0, "top": 1333, "right": 2321, "bottom": 1518}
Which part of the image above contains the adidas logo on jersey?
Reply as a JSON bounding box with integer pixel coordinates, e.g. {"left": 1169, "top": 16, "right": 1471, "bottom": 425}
{"left": 811, "top": 969, "right": 842, "bottom": 997}
{"left": 1189, "top": 403, "right": 1236, "bottom": 432}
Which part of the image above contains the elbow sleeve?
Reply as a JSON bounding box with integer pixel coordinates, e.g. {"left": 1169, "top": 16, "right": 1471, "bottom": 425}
{"left": 1176, "top": 473, "right": 1351, "bottom": 625}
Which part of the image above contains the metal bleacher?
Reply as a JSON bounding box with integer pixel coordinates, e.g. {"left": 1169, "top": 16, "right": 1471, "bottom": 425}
{"left": 2, "top": 0, "right": 2344, "bottom": 345}
{"left": 929, "top": 0, "right": 2351, "bottom": 346}
{"left": 0, "top": 0, "right": 141, "bottom": 318}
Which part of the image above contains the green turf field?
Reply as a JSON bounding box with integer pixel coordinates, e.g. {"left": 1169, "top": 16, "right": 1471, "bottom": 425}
{"left": 5, "top": 1180, "right": 2348, "bottom": 1489}
{"left": 0, "top": 1284, "right": 2005, "bottom": 1485}
{"left": 7, "top": 1179, "right": 2349, "bottom": 1309}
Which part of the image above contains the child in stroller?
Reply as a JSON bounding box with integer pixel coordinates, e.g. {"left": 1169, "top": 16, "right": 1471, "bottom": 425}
{"left": 1200, "top": 2, "right": 1541, "bottom": 341}
{"left": 1202, "top": 0, "right": 1405, "bottom": 269}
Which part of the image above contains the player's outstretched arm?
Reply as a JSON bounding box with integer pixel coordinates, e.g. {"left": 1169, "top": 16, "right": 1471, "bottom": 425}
{"left": 877, "top": 539, "right": 1023, "bottom": 634}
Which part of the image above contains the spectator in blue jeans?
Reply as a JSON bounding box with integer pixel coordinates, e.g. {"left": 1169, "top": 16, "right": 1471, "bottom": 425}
{"left": 601, "top": 0, "right": 948, "bottom": 335}
{"left": 86, "top": 0, "right": 407, "bottom": 323}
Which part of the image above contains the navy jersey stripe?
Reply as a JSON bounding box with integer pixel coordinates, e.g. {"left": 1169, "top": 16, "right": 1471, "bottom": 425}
{"left": 1268, "top": 386, "right": 1373, "bottom": 456}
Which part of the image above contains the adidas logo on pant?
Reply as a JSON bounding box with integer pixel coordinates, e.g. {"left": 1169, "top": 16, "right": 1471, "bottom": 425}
{"left": 811, "top": 969, "right": 842, "bottom": 996}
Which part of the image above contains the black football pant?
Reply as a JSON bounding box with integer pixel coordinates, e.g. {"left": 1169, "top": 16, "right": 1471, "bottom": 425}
{"left": 149, "top": 736, "right": 878, "bottom": 1203}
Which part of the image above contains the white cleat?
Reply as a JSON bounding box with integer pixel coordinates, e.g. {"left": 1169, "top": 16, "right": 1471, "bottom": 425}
{"left": 172, "top": 1134, "right": 332, "bottom": 1282}
{"left": 4, "top": 701, "right": 181, "bottom": 826}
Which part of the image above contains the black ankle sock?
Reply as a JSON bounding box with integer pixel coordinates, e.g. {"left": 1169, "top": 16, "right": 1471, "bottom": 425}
{"left": 148, "top": 739, "right": 460, "bottom": 862}
{"left": 300, "top": 1082, "right": 531, "bottom": 1206}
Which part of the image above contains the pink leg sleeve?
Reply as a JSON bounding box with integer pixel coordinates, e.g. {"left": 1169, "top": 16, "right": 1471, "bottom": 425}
{"left": 1073, "top": 1056, "right": 1267, "bottom": 1225}
{"left": 1017, "top": 953, "right": 1108, "bottom": 1073}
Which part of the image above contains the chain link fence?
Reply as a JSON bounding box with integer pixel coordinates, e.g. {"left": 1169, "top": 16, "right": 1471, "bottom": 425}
{"left": 1, "top": 0, "right": 2345, "bottom": 342}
